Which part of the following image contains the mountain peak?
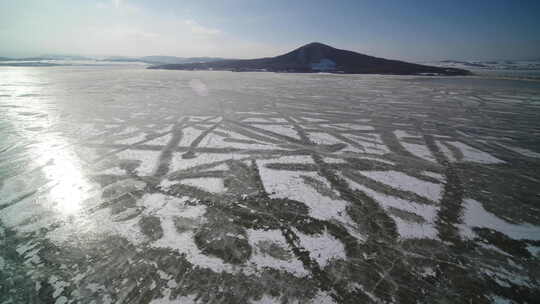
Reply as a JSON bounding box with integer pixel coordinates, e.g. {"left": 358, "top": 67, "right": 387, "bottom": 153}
{"left": 301, "top": 42, "right": 333, "bottom": 48}
{"left": 282, "top": 42, "right": 346, "bottom": 67}
{"left": 295, "top": 42, "right": 336, "bottom": 53}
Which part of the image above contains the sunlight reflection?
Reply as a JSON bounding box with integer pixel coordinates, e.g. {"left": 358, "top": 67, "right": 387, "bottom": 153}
{"left": 189, "top": 78, "right": 209, "bottom": 96}
{"left": 39, "top": 137, "right": 93, "bottom": 215}
{"left": 4, "top": 68, "right": 94, "bottom": 217}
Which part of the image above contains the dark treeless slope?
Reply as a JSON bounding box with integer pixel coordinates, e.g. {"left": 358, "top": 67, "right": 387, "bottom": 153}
{"left": 148, "top": 42, "right": 471, "bottom": 75}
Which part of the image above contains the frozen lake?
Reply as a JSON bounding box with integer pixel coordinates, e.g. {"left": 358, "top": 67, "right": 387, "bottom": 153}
{"left": 1, "top": 66, "right": 540, "bottom": 303}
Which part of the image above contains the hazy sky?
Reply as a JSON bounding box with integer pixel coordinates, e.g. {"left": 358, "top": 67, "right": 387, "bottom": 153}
{"left": 1, "top": 0, "right": 539, "bottom": 61}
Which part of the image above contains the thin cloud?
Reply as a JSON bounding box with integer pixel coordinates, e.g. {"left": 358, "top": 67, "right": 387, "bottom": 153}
{"left": 184, "top": 20, "right": 221, "bottom": 35}
{"left": 0, "top": 0, "right": 287, "bottom": 58}
{"left": 112, "top": 0, "right": 122, "bottom": 9}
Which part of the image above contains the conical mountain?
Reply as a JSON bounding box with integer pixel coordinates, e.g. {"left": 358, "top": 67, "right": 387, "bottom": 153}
{"left": 150, "top": 42, "right": 470, "bottom": 75}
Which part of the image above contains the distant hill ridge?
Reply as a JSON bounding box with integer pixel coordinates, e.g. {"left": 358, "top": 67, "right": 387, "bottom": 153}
{"left": 0, "top": 55, "right": 227, "bottom": 65}
{"left": 148, "top": 42, "right": 471, "bottom": 75}
{"left": 104, "top": 56, "right": 228, "bottom": 64}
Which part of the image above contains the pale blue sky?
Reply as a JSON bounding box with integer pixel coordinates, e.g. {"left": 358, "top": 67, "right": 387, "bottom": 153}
{"left": 1, "top": 0, "right": 539, "bottom": 60}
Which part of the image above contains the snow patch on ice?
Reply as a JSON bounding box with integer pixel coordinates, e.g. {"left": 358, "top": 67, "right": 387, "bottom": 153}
{"left": 115, "top": 150, "right": 161, "bottom": 175}
{"left": 526, "top": 245, "right": 540, "bottom": 257}
{"left": 394, "top": 130, "right": 436, "bottom": 162}
{"left": 189, "top": 115, "right": 213, "bottom": 122}
{"left": 115, "top": 133, "right": 148, "bottom": 145}
{"left": 460, "top": 198, "right": 540, "bottom": 241}
{"left": 200, "top": 129, "right": 275, "bottom": 150}
{"left": 250, "top": 295, "right": 281, "bottom": 304}
{"left": 309, "top": 290, "right": 338, "bottom": 304}
{"left": 244, "top": 117, "right": 287, "bottom": 123}
{"left": 359, "top": 170, "right": 443, "bottom": 201}
{"left": 98, "top": 166, "right": 126, "bottom": 175}
{"left": 340, "top": 134, "right": 390, "bottom": 155}
{"left": 402, "top": 142, "right": 436, "bottom": 162}
{"left": 155, "top": 124, "right": 173, "bottom": 133}
{"left": 390, "top": 216, "right": 438, "bottom": 240}
{"left": 435, "top": 141, "right": 457, "bottom": 162}
{"left": 136, "top": 193, "right": 239, "bottom": 272}
{"left": 178, "top": 127, "right": 204, "bottom": 146}
{"left": 448, "top": 141, "right": 504, "bottom": 164}
{"left": 490, "top": 295, "right": 513, "bottom": 304}
{"left": 294, "top": 228, "right": 346, "bottom": 267}
{"left": 346, "top": 133, "right": 383, "bottom": 144}
{"left": 150, "top": 293, "right": 198, "bottom": 304}
{"left": 181, "top": 177, "right": 225, "bottom": 193}
{"left": 251, "top": 124, "right": 300, "bottom": 140}
{"left": 342, "top": 175, "right": 438, "bottom": 239}
{"left": 301, "top": 116, "right": 327, "bottom": 123}
{"left": 258, "top": 160, "right": 350, "bottom": 223}
{"left": 116, "top": 126, "right": 138, "bottom": 136}
{"left": 394, "top": 130, "right": 421, "bottom": 139}
{"left": 497, "top": 143, "right": 540, "bottom": 159}
{"left": 323, "top": 157, "right": 347, "bottom": 164}
{"left": 246, "top": 229, "right": 308, "bottom": 277}
{"left": 421, "top": 171, "right": 445, "bottom": 182}
{"left": 354, "top": 156, "right": 395, "bottom": 165}
{"left": 170, "top": 153, "right": 243, "bottom": 172}
{"left": 327, "top": 123, "right": 374, "bottom": 131}
{"left": 145, "top": 133, "right": 172, "bottom": 145}
{"left": 263, "top": 155, "right": 313, "bottom": 164}
{"left": 158, "top": 179, "right": 177, "bottom": 191}
{"left": 138, "top": 193, "right": 205, "bottom": 218}
{"left": 309, "top": 132, "right": 343, "bottom": 145}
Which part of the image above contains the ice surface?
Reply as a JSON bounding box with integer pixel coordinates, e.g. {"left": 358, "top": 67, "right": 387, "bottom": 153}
{"left": 2, "top": 67, "right": 539, "bottom": 302}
